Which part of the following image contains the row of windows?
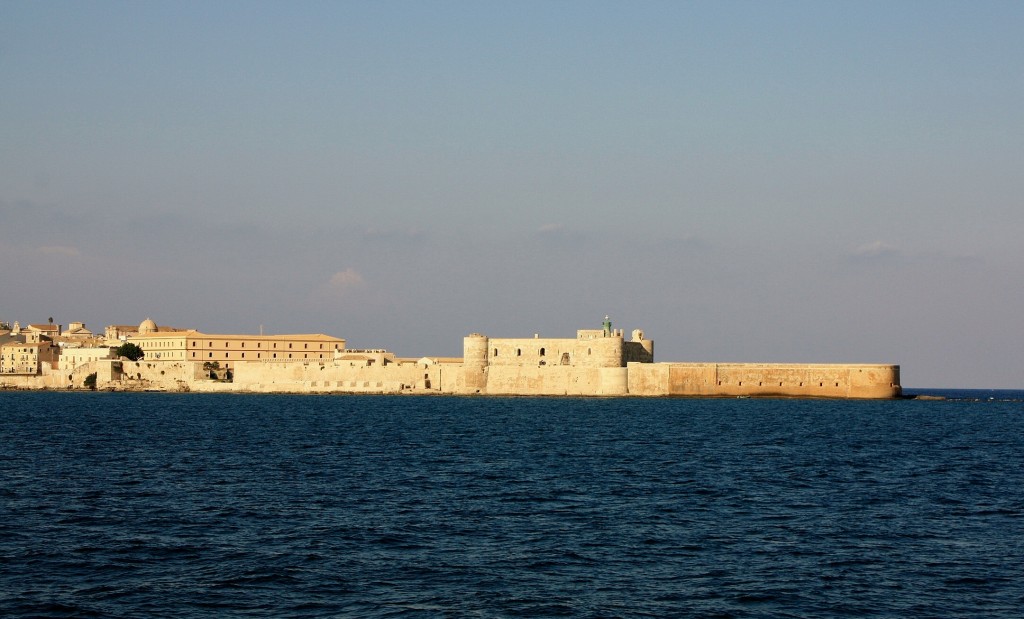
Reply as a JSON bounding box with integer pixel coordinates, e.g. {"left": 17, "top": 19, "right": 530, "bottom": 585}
{"left": 495, "top": 347, "right": 548, "bottom": 357}
{"left": 191, "top": 352, "right": 329, "bottom": 360}
{"left": 143, "top": 340, "right": 338, "bottom": 351}
{"left": 190, "top": 341, "right": 330, "bottom": 350}
{"left": 492, "top": 347, "right": 595, "bottom": 357}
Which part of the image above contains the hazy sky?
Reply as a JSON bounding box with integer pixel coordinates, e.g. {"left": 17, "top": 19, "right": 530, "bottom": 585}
{"left": 2, "top": 1, "right": 1022, "bottom": 388}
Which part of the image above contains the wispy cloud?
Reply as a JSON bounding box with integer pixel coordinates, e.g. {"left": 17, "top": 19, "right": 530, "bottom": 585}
{"left": 327, "top": 268, "right": 364, "bottom": 293}
{"left": 308, "top": 267, "right": 369, "bottom": 309}
{"left": 850, "top": 241, "right": 902, "bottom": 261}
{"left": 361, "top": 227, "right": 424, "bottom": 241}
{"left": 37, "top": 245, "right": 82, "bottom": 258}
{"left": 536, "top": 223, "right": 587, "bottom": 245}
{"left": 655, "top": 233, "right": 711, "bottom": 252}
{"left": 309, "top": 266, "right": 374, "bottom": 311}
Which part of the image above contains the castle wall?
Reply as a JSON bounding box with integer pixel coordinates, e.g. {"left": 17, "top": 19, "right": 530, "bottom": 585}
{"left": 94, "top": 359, "right": 208, "bottom": 391}
{"left": 485, "top": 336, "right": 623, "bottom": 369}
{"left": 0, "top": 359, "right": 901, "bottom": 398}
{"left": 0, "top": 364, "right": 68, "bottom": 389}
{"left": 629, "top": 363, "right": 901, "bottom": 399}
{"left": 623, "top": 340, "right": 654, "bottom": 364}
{"left": 231, "top": 359, "right": 445, "bottom": 394}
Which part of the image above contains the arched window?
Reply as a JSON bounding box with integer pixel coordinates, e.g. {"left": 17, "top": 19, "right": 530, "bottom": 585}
{"left": 539, "top": 347, "right": 546, "bottom": 356}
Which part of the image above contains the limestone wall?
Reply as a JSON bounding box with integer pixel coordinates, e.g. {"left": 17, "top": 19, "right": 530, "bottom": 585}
{"left": 231, "top": 359, "right": 445, "bottom": 394}
{"left": 96, "top": 359, "right": 206, "bottom": 391}
{"left": 480, "top": 365, "right": 597, "bottom": 396}
{"left": 485, "top": 336, "right": 623, "bottom": 369}
{"left": 0, "top": 352, "right": 902, "bottom": 399}
{"left": 0, "top": 365, "right": 68, "bottom": 389}
{"left": 629, "top": 363, "right": 901, "bottom": 399}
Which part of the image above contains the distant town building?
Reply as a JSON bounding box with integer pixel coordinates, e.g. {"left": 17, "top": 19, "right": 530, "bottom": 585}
{"left": 60, "top": 322, "right": 94, "bottom": 339}
{"left": 1, "top": 340, "right": 58, "bottom": 375}
{"left": 105, "top": 317, "right": 185, "bottom": 344}
{"left": 125, "top": 319, "right": 346, "bottom": 369}
{"left": 59, "top": 346, "right": 115, "bottom": 373}
{"left": 25, "top": 323, "right": 60, "bottom": 339}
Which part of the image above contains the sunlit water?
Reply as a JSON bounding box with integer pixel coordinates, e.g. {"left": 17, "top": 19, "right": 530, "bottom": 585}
{"left": 2, "top": 391, "right": 1023, "bottom": 617}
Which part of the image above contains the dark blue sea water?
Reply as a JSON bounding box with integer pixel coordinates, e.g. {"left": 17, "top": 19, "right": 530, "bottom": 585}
{"left": 2, "top": 391, "right": 1023, "bottom": 618}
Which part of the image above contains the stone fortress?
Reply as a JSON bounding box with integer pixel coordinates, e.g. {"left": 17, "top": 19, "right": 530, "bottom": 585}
{"left": 0, "top": 316, "right": 901, "bottom": 398}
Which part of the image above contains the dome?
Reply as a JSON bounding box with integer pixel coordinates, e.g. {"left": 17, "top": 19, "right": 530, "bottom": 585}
{"left": 139, "top": 318, "right": 158, "bottom": 334}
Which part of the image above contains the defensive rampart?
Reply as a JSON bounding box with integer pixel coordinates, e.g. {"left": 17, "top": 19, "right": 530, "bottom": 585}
{"left": 628, "top": 363, "right": 901, "bottom": 399}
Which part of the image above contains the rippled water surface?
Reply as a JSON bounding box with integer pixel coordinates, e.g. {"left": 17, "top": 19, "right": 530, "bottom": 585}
{"left": 2, "top": 392, "right": 1023, "bottom": 617}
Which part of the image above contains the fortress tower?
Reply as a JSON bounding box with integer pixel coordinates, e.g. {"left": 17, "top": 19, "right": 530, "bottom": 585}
{"left": 463, "top": 333, "right": 489, "bottom": 393}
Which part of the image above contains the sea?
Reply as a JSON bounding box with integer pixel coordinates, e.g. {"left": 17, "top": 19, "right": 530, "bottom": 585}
{"left": 2, "top": 390, "right": 1023, "bottom": 618}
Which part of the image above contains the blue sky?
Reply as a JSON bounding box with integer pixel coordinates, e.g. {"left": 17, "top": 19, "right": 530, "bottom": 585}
{"left": 2, "top": 1, "right": 1022, "bottom": 387}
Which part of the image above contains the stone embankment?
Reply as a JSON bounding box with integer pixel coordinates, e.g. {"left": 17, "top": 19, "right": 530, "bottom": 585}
{"left": 3, "top": 358, "right": 901, "bottom": 399}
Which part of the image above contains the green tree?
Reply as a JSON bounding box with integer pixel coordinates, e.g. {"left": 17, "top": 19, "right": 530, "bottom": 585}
{"left": 84, "top": 373, "right": 97, "bottom": 390}
{"left": 115, "top": 342, "right": 145, "bottom": 361}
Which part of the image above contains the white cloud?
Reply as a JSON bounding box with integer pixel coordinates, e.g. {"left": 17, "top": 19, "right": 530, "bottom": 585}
{"left": 327, "top": 268, "right": 365, "bottom": 292}
{"left": 309, "top": 267, "right": 367, "bottom": 307}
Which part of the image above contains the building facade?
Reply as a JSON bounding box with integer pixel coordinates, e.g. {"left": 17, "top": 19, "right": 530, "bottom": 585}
{"left": 1, "top": 341, "right": 58, "bottom": 375}
{"left": 129, "top": 329, "right": 346, "bottom": 368}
